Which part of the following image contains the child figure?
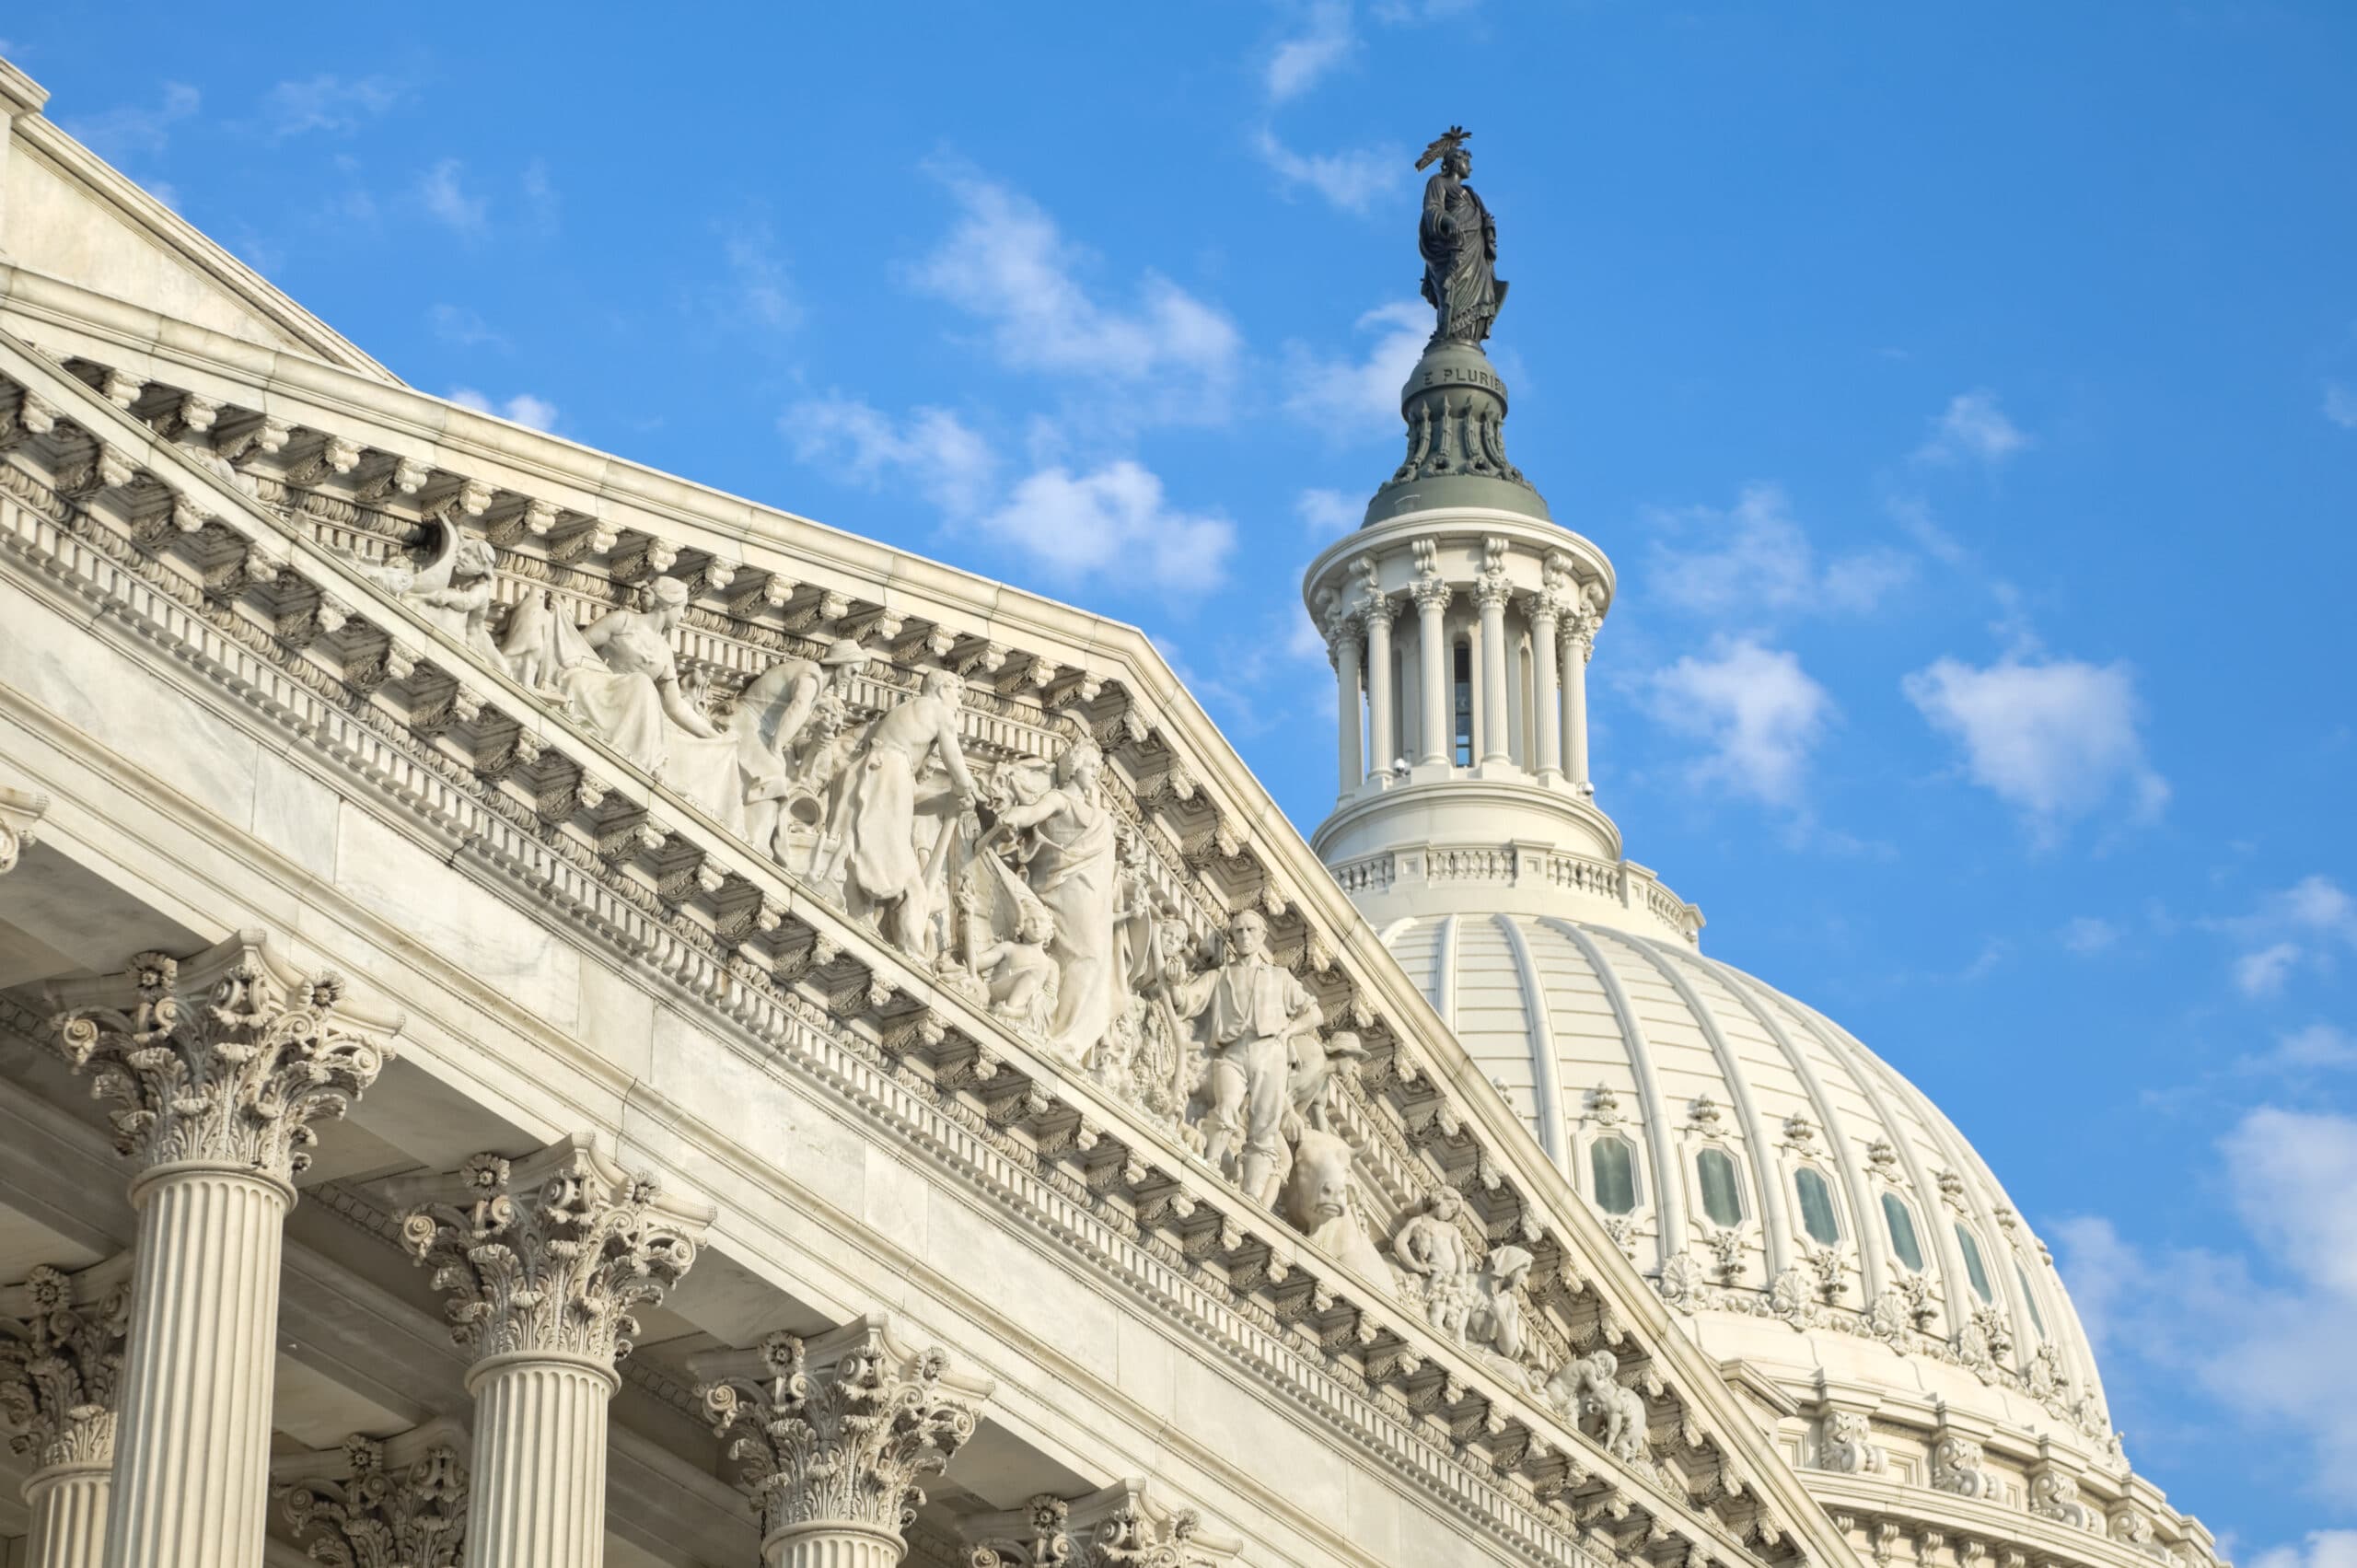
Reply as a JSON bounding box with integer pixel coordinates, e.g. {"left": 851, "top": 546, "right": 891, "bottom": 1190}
{"left": 976, "top": 908, "right": 1060, "bottom": 1038}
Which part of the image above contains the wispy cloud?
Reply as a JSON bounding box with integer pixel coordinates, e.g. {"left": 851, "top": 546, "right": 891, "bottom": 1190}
{"left": 2324, "top": 382, "right": 2357, "bottom": 431}
{"left": 64, "top": 82, "right": 200, "bottom": 163}
{"left": 2249, "top": 1532, "right": 2357, "bottom": 1568}
{"left": 910, "top": 167, "right": 1239, "bottom": 413}
{"left": 1295, "top": 487, "right": 1360, "bottom": 538}
{"left": 2056, "top": 1106, "right": 2357, "bottom": 1512}
{"left": 417, "top": 158, "right": 489, "bottom": 237}
{"left": 1646, "top": 482, "right": 1913, "bottom": 623}
{"left": 719, "top": 218, "right": 799, "bottom": 332}
{"left": 1253, "top": 129, "right": 1405, "bottom": 214}
{"left": 976, "top": 460, "right": 1234, "bottom": 594}
{"left": 2207, "top": 876, "right": 2357, "bottom": 997}
{"left": 1264, "top": 1, "right": 1357, "bottom": 101}
{"left": 1913, "top": 389, "right": 2030, "bottom": 467}
{"left": 521, "top": 157, "right": 560, "bottom": 235}
{"left": 1284, "top": 300, "right": 1428, "bottom": 442}
{"left": 2060, "top": 916, "right": 2119, "bottom": 955}
{"left": 2235, "top": 1022, "right": 2357, "bottom": 1074}
{"left": 449, "top": 388, "right": 558, "bottom": 432}
{"left": 1902, "top": 653, "right": 2166, "bottom": 842}
{"left": 429, "top": 304, "right": 507, "bottom": 351}
{"left": 262, "top": 74, "right": 401, "bottom": 138}
{"left": 1646, "top": 637, "right": 1836, "bottom": 808}
{"left": 782, "top": 398, "right": 999, "bottom": 517}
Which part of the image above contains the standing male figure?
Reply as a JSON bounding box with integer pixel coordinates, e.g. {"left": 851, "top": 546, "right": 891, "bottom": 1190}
{"left": 1172, "top": 909, "right": 1323, "bottom": 1204}
{"left": 822, "top": 668, "right": 978, "bottom": 957}
{"left": 734, "top": 638, "right": 867, "bottom": 859}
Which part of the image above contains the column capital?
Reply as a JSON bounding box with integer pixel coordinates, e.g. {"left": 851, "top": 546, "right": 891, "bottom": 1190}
{"left": 278, "top": 1426, "right": 470, "bottom": 1568}
{"left": 1471, "top": 568, "right": 1513, "bottom": 611}
{"left": 45, "top": 931, "right": 401, "bottom": 1188}
{"left": 0, "top": 783, "right": 46, "bottom": 875}
{"left": 1562, "top": 610, "right": 1599, "bottom": 659}
{"left": 396, "top": 1134, "right": 714, "bottom": 1373}
{"left": 966, "top": 1479, "right": 1244, "bottom": 1568}
{"left": 1321, "top": 612, "right": 1362, "bottom": 663}
{"left": 1410, "top": 572, "right": 1453, "bottom": 614}
{"left": 695, "top": 1315, "right": 992, "bottom": 1548}
{"left": 1356, "top": 590, "right": 1399, "bottom": 632}
{"left": 0, "top": 1258, "right": 130, "bottom": 1472}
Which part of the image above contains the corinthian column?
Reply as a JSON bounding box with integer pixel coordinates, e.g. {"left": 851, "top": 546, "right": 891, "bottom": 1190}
{"left": 398, "top": 1135, "right": 713, "bottom": 1568}
{"left": 1360, "top": 593, "right": 1398, "bottom": 783}
{"left": 1326, "top": 613, "right": 1363, "bottom": 799}
{"left": 279, "top": 1427, "right": 470, "bottom": 1568}
{"left": 0, "top": 1260, "right": 131, "bottom": 1568}
{"left": 694, "top": 1316, "right": 993, "bottom": 1568}
{"left": 1411, "top": 574, "right": 1452, "bottom": 768}
{"left": 45, "top": 932, "right": 398, "bottom": 1568}
{"left": 966, "top": 1479, "right": 1242, "bottom": 1568}
{"left": 1562, "top": 614, "right": 1596, "bottom": 796}
{"left": 1527, "top": 590, "right": 1563, "bottom": 784}
{"left": 1473, "top": 548, "right": 1514, "bottom": 767}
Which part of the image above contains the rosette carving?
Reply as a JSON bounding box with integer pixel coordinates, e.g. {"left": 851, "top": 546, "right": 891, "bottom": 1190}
{"left": 280, "top": 1432, "right": 469, "bottom": 1568}
{"left": 396, "top": 1135, "right": 712, "bottom": 1368}
{"left": 45, "top": 931, "right": 401, "bottom": 1183}
{"left": 0, "top": 1260, "right": 130, "bottom": 1470}
{"left": 695, "top": 1317, "right": 991, "bottom": 1544}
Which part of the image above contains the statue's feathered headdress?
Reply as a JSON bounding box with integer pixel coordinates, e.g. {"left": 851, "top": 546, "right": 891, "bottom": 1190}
{"left": 1416, "top": 125, "right": 1469, "bottom": 171}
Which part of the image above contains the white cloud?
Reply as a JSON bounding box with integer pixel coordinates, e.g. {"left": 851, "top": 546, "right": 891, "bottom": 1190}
{"left": 1914, "top": 389, "right": 2030, "bottom": 467}
{"left": 2055, "top": 1106, "right": 2357, "bottom": 1508}
{"left": 1264, "top": 1, "right": 1356, "bottom": 101}
{"left": 975, "top": 461, "right": 1233, "bottom": 594}
{"left": 1648, "top": 482, "right": 1913, "bottom": 621}
{"left": 781, "top": 398, "right": 999, "bottom": 517}
{"left": 1902, "top": 654, "right": 2166, "bottom": 839}
{"left": 1295, "top": 487, "right": 1359, "bottom": 538}
{"left": 448, "top": 388, "right": 558, "bottom": 432}
{"left": 910, "top": 169, "right": 1239, "bottom": 410}
{"left": 2060, "top": 916, "right": 2119, "bottom": 955}
{"left": 2325, "top": 383, "right": 2357, "bottom": 431}
{"left": 2211, "top": 876, "right": 2357, "bottom": 997}
{"left": 429, "top": 304, "right": 506, "bottom": 350}
{"left": 263, "top": 74, "right": 401, "bottom": 138}
{"left": 721, "top": 220, "right": 798, "bottom": 332}
{"left": 1284, "top": 300, "right": 1429, "bottom": 442}
{"left": 1254, "top": 129, "right": 1404, "bottom": 214}
{"left": 521, "top": 158, "right": 559, "bottom": 233}
{"left": 64, "top": 82, "right": 200, "bottom": 162}
{"left": 1646, "top": 638, "right": 1835, "bottom": 808}
{"left": 2255, "top": 1023, "right": 2357, "bottom": 1071}
{"left": 2250, "top": 1532, "right": 2357, "bottom": 1568}
{"left": 418, "top": 159, "right": 488, "bottom": 236}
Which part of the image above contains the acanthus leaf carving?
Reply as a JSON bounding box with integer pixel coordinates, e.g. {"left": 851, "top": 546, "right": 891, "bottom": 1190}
{"left": 0, "top": 1259, "right": 131, "bottom": 1470}
{"left": 45, "top": 932, "right": 401, "bottom": 1183}
{"left": 279, "top": 1430, "right": 470, "bottom": 1568}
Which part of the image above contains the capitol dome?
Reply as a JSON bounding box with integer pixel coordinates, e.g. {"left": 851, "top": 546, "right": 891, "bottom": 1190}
{"left": 1301, "top": 235, "right": 2218, "bottom": 1562}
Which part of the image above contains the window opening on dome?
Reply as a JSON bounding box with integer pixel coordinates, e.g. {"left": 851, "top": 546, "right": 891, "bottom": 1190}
{"left": 2014, "top": 1261, "right": 2048, "bottom": 1339}
{"left": 1882, "top": 1192, "right": 1925, "bottom": 1272}
{"left": 1452, "top": 640, "right": 1473, "bottom": 765}
{"left": 1590, "top": 1136, "right": 1637, "bottom": 1215}
{"left": 1794, "top": 1167, "right": 1840, "bottom": 1245}
{"left": 1696, "top": 1146, "right": 1743, "bottom": 1227}
{"left": 1956, "top": 1223, "right": 1993, "bottom": 1302}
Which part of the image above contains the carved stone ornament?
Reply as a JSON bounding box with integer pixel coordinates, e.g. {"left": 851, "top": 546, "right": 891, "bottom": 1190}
{"left": 277, "top": 1424, "right": 470, "bottom": 1568}
{"left": 393, "top": 1133, "right": 714, "bottom": 1370}
{"left": 1930, "top": 1434, "right": 1989, "bottom": 1498}
{"left": 967, "top": 1478, "right": 1244, "bottom": 1568}
{"left": 692, "top": 1316, "right": 993, "bottom": 1549}
{"left": 1818, "top": 1411, "right": 1885, "bottom": 1476}
{"left": 0, "top": 1257, "right": 131, "bottom": 1470}
{"left": 0, "top": 783, "right": 46, "bottom": 875}
{"left": 45, "top": 930, "right": 402, "bottom": 1184}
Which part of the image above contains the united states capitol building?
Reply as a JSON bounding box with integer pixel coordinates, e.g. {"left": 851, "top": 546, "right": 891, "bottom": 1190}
{"left": 0, "top": 63, "right": 2219, "bottom": 1568}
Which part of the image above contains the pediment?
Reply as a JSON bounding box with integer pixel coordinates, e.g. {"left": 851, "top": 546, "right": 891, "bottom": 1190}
{"left": 0, "top": 63, "right": 395, "bottom": 382}
{"left": 0, "top": 323, "right": 1852, "bottom": 1568}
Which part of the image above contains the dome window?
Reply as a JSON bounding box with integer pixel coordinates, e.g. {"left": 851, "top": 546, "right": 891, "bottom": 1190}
{"left": 1882, "top": 1192, "right": 1925, "bottom": 1272}
{"left": 1794, "top": 1167, "right": 1841, "bottom": 1245}
{"left": 1590, "top": 1135, "right": 1638, "bottom": 1215}
{"left": 1696, "top": 1146, "right": 1744, "bottom": 1227}
{"left": 1955, "top": 1223, "right": 1993, "bottom": 1303}
{"left": 2015, "top": 1261, "right": 2048, "bottom": 1339}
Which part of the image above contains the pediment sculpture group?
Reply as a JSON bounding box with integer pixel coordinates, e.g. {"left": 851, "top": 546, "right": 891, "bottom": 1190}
{"left": 371, "top": 534, "right": 1653, "bottom": 1466}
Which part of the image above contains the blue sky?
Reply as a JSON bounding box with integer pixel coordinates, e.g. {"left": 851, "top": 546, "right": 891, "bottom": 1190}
{"left": 7, "top": 4, "right": 2355, "bottom": 1555}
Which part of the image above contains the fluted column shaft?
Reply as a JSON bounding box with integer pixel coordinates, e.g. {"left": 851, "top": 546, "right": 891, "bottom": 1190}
{"left": 1329, "top": 621, "right": 1363, "bottom": 798}
{"left": 1475, "top": 587, "right": 1511, "bottom": 766}
{"left": 465, "top": 1353, "right": 616, "bottom": 1568}
{"left": 1413, "top": 584, "right": 1450, "bottom": 767}
{"left": 766, "top": 1521, "right": 905, "bottom": 1568}
{"left": 24, "top": 1462, "right": 109, "bottom": 1568}
{"left": 1563, "top": 625, "right": 1594, "bottom": 794}
{"left": 1529, "top": 602, "right": 1563, "bottom": 782}
{"left": 105, "top": 1164, "right": 292, "bottom": 1568}
{"left": 1362, "top": 598, "right": 1397, "bottom": 783}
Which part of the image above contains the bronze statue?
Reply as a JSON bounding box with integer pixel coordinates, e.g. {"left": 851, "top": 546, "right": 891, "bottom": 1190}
{"left": 1417, "top": 126, "right": 1507, "bottom": 345}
